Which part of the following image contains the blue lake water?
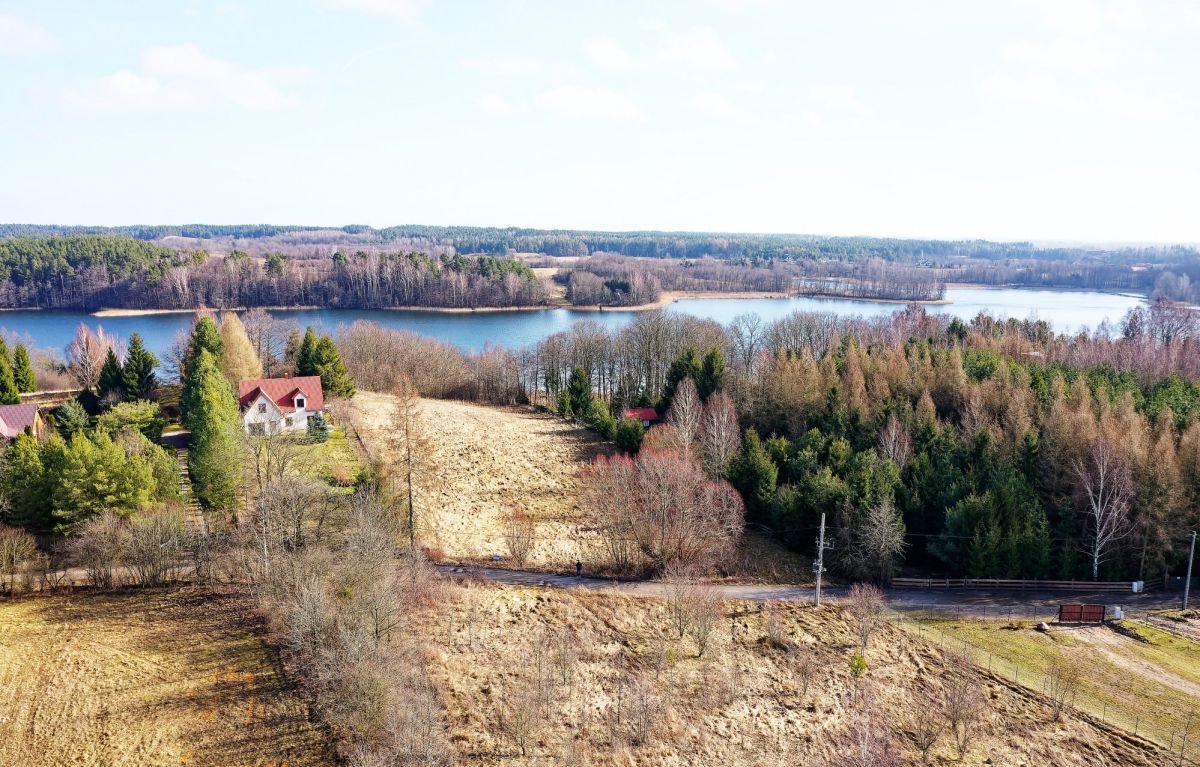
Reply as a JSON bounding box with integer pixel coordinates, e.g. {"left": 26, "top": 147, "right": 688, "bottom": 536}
{"left": 0, "top": 286, "right": 1144, "bottom": 360}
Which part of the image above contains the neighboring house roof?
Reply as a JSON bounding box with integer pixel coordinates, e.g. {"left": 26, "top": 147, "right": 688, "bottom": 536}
{"left": 623, "top": 407, "right": 659, "bottom": 423}
{"left": 0, "top": 403, "right": 39, "bottom": 439}
{"left": 238, "top": 376, "right": 325, "bottom": 415}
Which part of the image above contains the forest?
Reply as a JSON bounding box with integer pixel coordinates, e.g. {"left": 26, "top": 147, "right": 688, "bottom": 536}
{"left": 3, "top": 228, "right": 1200, "bottom": 308}
{"left": 334, "top": 298, "right": 1200, "bottom": 584}
{"left": 0, "top": 236, "right": 546, "bottom": 310}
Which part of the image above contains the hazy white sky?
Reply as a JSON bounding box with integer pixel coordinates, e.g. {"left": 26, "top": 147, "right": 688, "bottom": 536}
{"left": 1, "top": 0, "right": 1197, "bottom": 242}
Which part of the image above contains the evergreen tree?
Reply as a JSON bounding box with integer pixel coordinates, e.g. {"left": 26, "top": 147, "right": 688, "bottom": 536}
{"left": 311, "top": 335, "right": 355, "bottom": 398}
{"left": 698, "top": 347, "right": 727, "bottom": 400}
{"left": 583, "top": 397, "right": 617, "bottom": 438}
{"left": 306, "top": 411, "right": 330, "bottom": 443}
{"left": 660, "top": 347, "right": 702, "bottom": 412}
{"left": 728, "top": 429, "right": 778, "bottom": 520}
{"left": 296, "top": 327, "right": 319, "bottom": 376}
{"left": 613, "top": 417, "right": 645, "bottom": 454}
{"left": 567, "top": 366, "right": 592, "bottom": 417}
{"left": 53, "top": 430, "right": 154, "bottom": 533}
{"left": 181, "top": 316, "right": 225, "bottom": 429}
{"left": 186, "top": 349, "right": 244, "bottom": 510}
{"left": 0, "top": 433, "right": 49, "bottom": 531}
{"left": 121, "top": 333, "right": 158, "bottom": 400}
{"left": 12, "top": 344, "right": 36, "bottom": 393}
{"left": 54, "top": 400, "right": 91, "bottom": 438}
{"left": 96, "top": 400, "right": 167, "bottom": 442}
{"left": 0, "top": 338, "right": 18, "bottom": 404}
{"left": 96, "top": 348, "right": 124, "bottom": 401}
{"left": 218, "top": 312, "right": 263, "bottom": 386}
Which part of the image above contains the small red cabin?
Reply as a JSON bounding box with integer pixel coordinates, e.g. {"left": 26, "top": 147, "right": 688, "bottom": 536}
{"left": 623, "top": 407, "right": 659, "bottom": 428}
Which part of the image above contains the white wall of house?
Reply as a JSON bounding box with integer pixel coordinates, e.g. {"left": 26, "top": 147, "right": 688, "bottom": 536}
{"left": 241, "top": 392, "right": 319, "bottom": 435}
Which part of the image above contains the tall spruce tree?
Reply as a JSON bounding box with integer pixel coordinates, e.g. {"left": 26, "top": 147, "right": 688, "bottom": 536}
{"left": 96, "top": 348, "right": 124, "bottom": 401}
{"left": 660, "top": 347, "right": 702, "bottom": 412}
{"left": 121, "top": 333, "right": 158, "bottom": 400}
{"left": 296, "top": 327, "right": 319, "bottom": 376}
{"left": 186, "top": 349, "right": 243, "bottom": 510}
{"left": 697, "top": 347, "right": 727, "bottom": 401}
{"left": 181, "top": 316, "right": 224, "bottom": 429}
{"left": 311, "top": 335, "right": 355, "bottom": 398}
{"left": 0, "top": 336, "right": 17, "bottom": 404}
{"left": 12, "top": 344, "right": 36, "bottom": 393}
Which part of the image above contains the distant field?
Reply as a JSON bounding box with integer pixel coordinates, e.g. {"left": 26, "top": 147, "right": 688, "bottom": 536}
{"left": 0, "top": 591, "right": 332, "bottom": 767}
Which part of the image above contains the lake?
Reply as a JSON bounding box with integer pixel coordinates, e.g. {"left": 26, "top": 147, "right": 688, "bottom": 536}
{"left": 0, "top": 286, "right": 1144, "bottom": 360}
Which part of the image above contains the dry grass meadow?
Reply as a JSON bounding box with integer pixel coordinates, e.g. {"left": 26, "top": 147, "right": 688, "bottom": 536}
{"left": 423, "top": 580, "right": 1169, "bottom": 766}
{"left": 346, "top": 392, "right": 808, "bottom": 579}
{"left": 0, "top": 590, "right": 332, "bottom": 767}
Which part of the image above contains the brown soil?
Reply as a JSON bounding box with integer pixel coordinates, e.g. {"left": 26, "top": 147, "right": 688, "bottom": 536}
{"left": 0, "top": 590, "right": 332, "bottom": 767}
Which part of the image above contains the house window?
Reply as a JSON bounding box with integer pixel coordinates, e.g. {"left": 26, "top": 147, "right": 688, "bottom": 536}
{"left": 295, "top": 397, "right": 305, "bottom": 410}
{"left": 285, "top": 417, "right": 294, "bottom": 428}
{"left": 257, "top": 403, "right": 267, "bottom": 414}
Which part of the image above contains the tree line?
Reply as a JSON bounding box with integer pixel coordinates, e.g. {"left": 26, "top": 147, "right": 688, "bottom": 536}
{"left": 336, "top": 299, "right": 1200, "bottom": 582}
{"left": 0, "top": 236, "right": 548, "bottom": 310}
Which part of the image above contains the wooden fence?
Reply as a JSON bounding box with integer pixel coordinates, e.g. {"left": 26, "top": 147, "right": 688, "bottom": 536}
{"left": 891, "top": 577, "right": 1138, "bottom": 592}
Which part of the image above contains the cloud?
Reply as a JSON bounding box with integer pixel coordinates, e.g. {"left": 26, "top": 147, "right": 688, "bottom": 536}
{"left": 63, "top": 44, "right": 299, "bottom": 112}
{"left": 329, "top": 0, "right": 426, "bottom": 20}
{"left": 460, "top": 55, "right": 542, "bottom": 75}
{"left": 981, "top": 72, "right": 1061, "bottom": 105}
{"left": 539, "top": 85, "right": 641, "bottom": 120}
{"left": 479, "top": 94, "right": 516, "bottom": 114}
{"left": 0, "top": 14, "right": 54, "bottom": 56}
{"left": 808, "top": 84, "right": 871, "bottom": 116}
{"left": 657, "top": 26, "right": 736, "bottom": 72}
{"left": 1025, "top": 0, "right": 1142, "bottom": 36}
{"left": 1097, "top": 86, "right": 1170, "bottom": 121}
{"left": 689, "top": 92, "right": 752, "bottom": 121}
{"left": 585, "top": 37, "right": 631, "bottom": 71}
{"left": 1006, "top": 37, "right": 1109, "bottom": 73}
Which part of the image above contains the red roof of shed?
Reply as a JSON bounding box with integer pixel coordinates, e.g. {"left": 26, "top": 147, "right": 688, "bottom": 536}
{"left": 238, "top": 376, "right": 324, "bottom": 414}
{"left": 623, "top": 407, "right": 659, "bottom": 422}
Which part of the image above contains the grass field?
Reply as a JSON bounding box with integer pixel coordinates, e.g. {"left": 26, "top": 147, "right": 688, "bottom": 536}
{"left": 0, "top": 591, "right": 332, "bottom": 767}
{"left": 421, "top": 580, "right": 1168, "bottom": 766}
{"left": 901, "top": 615, "right": 1200, "bottom": 761}
{"left": 347, "top": 392, "right": 810, "bottom": 580}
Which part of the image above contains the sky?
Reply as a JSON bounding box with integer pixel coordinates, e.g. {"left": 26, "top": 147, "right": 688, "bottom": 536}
{"left": 1, "top": 0, "right": 1197, "bottom": 243}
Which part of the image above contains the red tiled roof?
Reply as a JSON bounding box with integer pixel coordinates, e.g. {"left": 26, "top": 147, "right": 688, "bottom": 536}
{"left": 0, "top": 403, "right": 39, "bottom": 439}
{"left": 238, "top": 376, "right": 324, "bottom": 414}
{"left": 623, "top": 407, "right": 658, "bottom": 422}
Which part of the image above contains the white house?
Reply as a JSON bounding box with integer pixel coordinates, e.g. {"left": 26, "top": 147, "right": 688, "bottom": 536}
{"left": 238, "top": 375, "right": 325, "bottom": 435}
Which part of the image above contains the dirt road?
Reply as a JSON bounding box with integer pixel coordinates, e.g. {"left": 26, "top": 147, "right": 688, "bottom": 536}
{"left": 438, "top": 564, "right": 1180, "bottom": 617}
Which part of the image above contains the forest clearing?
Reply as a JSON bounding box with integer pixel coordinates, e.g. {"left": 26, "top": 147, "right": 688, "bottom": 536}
{"left": 0, "top": 591, "right": 332, "bottom": 767}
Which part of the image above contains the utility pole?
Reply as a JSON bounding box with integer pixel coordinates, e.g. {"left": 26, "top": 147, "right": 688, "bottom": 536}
{"left": 814, "top": 513, "right": 834, "bottom": 606}
{"left": 1184, "top": 530, "right": 1197, "bottom": 611}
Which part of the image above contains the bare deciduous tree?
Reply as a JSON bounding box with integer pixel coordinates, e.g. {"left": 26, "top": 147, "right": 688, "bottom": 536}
{"left": 1045, "top": 656, "right": 1081, "bottom": 721}
{"left": 1073, "top": 436, "right": 1134, "bottom": 580}
{"left": 502, "top": 504, "right": 536, "bottom": 566}
{"left": 845, "top": 583, "right": 886, "bottom": 653}
{"left": 390, "top": 375, "right": 434, "bottom": 549}
{"left": 0, "top": 525, "right": 37, "bottom": 594}
{"left": 66, "top": 323, "right": 124, "bottom": 390}
{"left": 68, "top": 511, "right": 128, "bottom": 589}
{"left": 700, "top": 391, "right": 742, "bottom": 478}
{"left": 666, "top": 377, "right": 703, "bottom": 459}
{"left": 125, "top": 508, "right": 186, "bottom": 587}
{"left": 940, "top": 653, "right": 987, "bottom": 760}
{"left": 906, "top": 692, "right": 944, "bottom": 764}
{"left": 878, "top": 414, "right": 912, "bottom": 469}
